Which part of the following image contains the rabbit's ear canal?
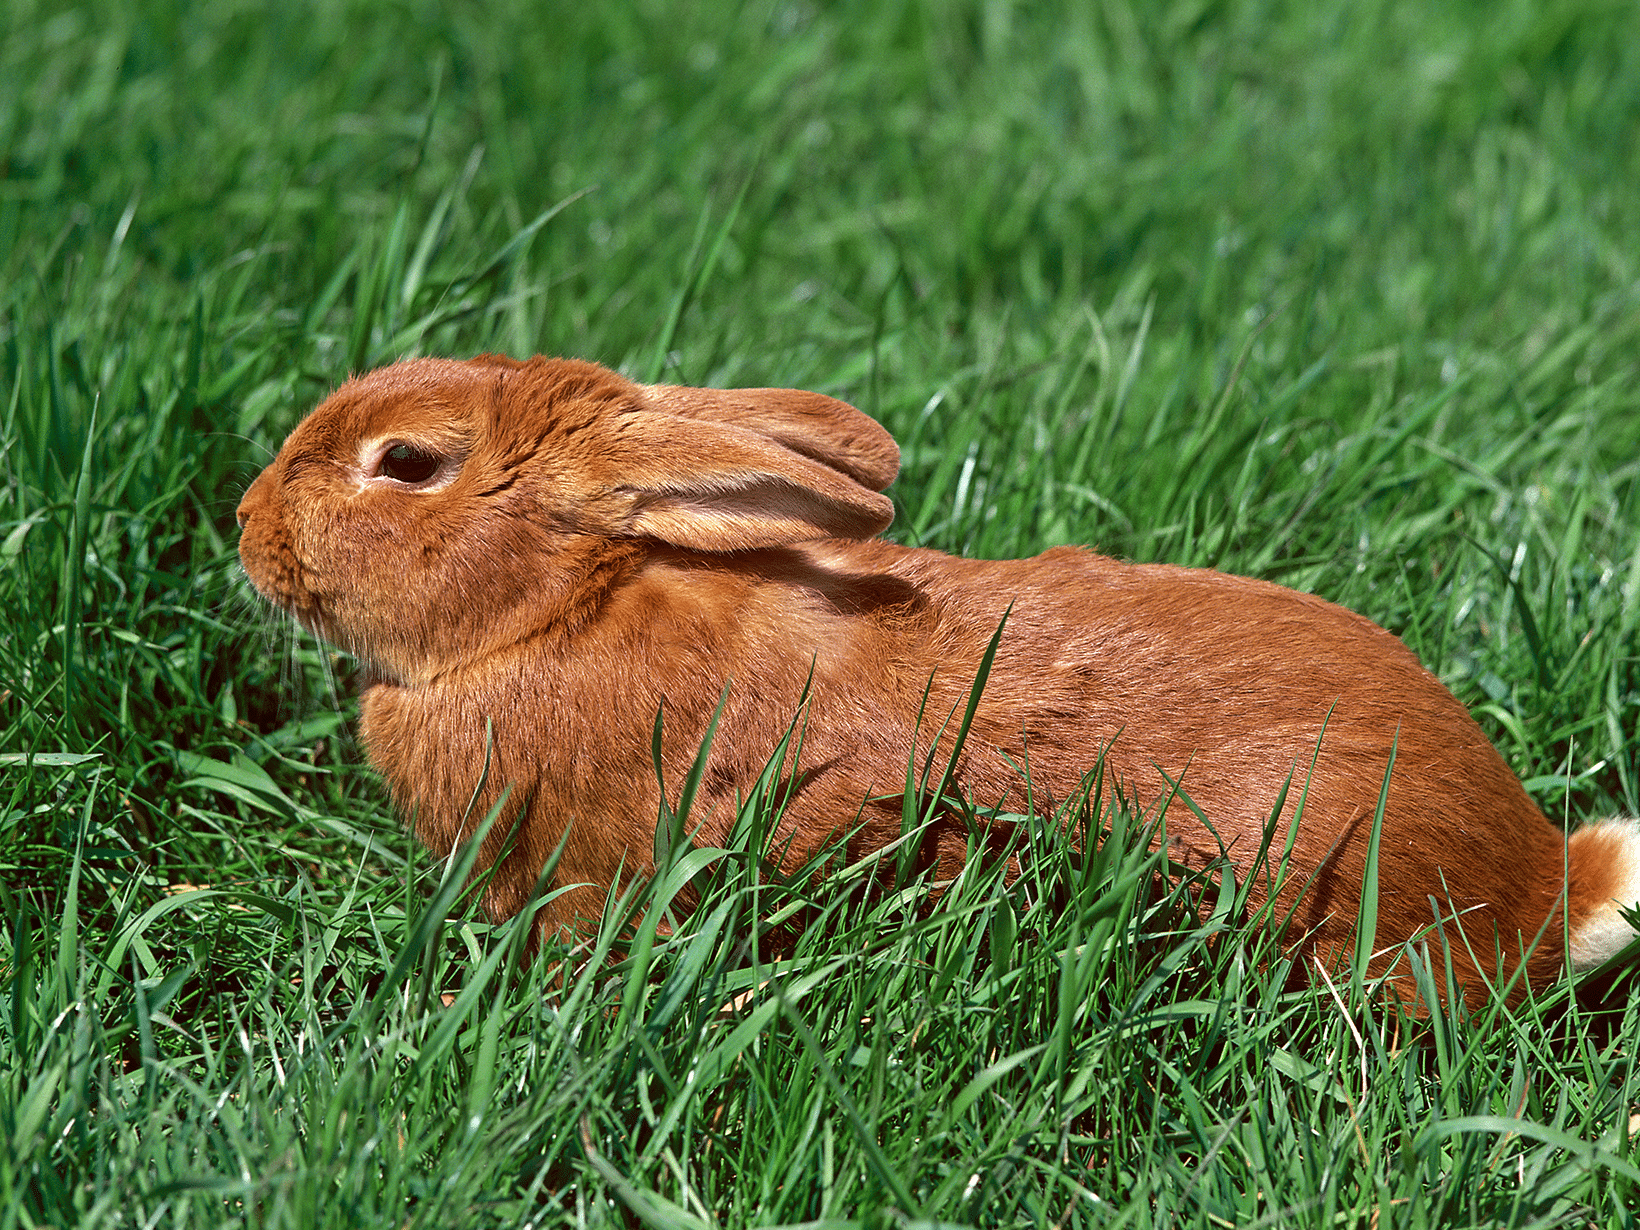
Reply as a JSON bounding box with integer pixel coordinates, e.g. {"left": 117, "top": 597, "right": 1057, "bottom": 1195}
{"left": 617, "top": 421, "right": 894, "bottom": 552}
{"left": 642, "top": 384, "right": 900, "bottom": 492}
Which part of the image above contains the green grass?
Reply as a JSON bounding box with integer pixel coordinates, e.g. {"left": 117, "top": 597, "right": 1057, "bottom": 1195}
{"left": 4, "top": 0, "right": 1640, "bottom": 1224}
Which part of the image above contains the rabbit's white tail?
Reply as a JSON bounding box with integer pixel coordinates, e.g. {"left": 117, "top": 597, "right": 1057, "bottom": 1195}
{"left": 1567, "top": 818, "right": 1640, "bottom": 968}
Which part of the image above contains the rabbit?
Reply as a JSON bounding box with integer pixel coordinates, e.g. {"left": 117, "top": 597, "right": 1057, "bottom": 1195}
{"left": 236, "top": 352, "right": 1640, "bottom": 1000}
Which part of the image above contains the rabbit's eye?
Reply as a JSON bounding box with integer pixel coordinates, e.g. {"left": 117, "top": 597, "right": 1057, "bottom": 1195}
{"left": 379, "top": 444, "right": 442, "bottom": 484}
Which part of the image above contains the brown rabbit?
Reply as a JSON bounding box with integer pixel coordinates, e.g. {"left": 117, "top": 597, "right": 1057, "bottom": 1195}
{"left": 236, "top": 353, "right": 1640, "bottom": 999}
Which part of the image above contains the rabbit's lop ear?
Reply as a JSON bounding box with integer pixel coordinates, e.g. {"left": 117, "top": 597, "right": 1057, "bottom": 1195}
{"left": 643, "top": 383, "right": 899, "bottom": 492}
{"left": 614, "top": 408, "right": 896, "bottom": 552}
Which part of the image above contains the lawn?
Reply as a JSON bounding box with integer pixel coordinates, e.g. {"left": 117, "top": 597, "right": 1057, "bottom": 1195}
{"left": 4, "top": 0, "right": 1640, "bottom": 1225}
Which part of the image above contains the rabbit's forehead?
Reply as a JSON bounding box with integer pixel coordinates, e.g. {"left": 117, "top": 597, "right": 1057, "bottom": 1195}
{"left": 291, "top": 375, "right": 484, "bottom": 456}
{"left": 279, "top": 355, "right": 640, "bottom": 471}
{"left": 352, "top": 391, "right": 475, "bottom": 446}
{"left": 345, "top": 366, "right": 487, "bottom": 433}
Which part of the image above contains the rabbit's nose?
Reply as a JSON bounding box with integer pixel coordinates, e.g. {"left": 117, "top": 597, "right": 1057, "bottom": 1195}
{"left": 237, "top": 466, "right": 275, "bottom": 528}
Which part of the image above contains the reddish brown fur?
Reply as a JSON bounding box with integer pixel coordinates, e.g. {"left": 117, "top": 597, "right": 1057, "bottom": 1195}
{"left": 237, "top": 354, "right": 1635, "bottom": 1002}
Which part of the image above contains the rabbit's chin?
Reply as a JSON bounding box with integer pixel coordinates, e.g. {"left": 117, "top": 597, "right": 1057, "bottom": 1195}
{"left": 243, "top": 566, "right": 325, "bottom": 642}
{"left": 268, "top": 597, "right": 406, "bottom": 688}
{"left": 285, "top": 602, "right": 338, "bottom": 651}
{"left": 354, "top": 662, "right": 404, "bottom": 692}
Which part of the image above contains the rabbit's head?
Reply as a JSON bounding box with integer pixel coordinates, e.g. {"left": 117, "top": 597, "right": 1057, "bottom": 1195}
{"left": 236, "top": 355, "right": 899, "bottom": 686}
